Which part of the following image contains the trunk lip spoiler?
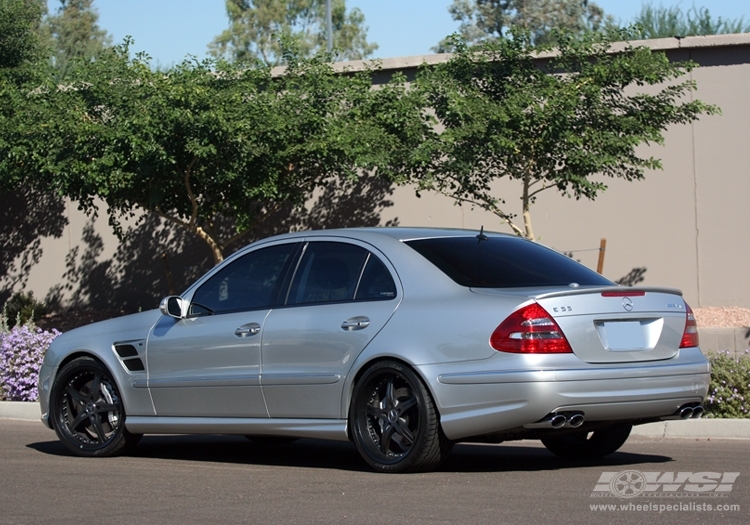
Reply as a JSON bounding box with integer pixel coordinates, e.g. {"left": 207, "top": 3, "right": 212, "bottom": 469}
{"left": 534, "top": 286, "right": 684, "bottom": 300}
{"left": 470, "top": 286, "right": 684, "bottom": 299}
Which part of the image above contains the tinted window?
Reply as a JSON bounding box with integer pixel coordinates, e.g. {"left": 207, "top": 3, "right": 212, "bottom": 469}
{"left": 191, "top": 243, "right": 297, "bottom": 315}
{"left": 355, "top": 255, "right": 397, "bottom": 301}
{"left": 287, "top": 242, "right": 368, "bottom": 305}
{"left": 405, "top": 237, "right": 612, "bottom": 288}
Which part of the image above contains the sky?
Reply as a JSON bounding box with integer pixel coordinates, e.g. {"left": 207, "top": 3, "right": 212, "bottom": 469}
{"left": 47, "top": 1, "right": 750, "bottom": 67}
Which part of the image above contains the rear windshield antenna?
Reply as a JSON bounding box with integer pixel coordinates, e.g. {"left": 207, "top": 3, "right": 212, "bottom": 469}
{"left": 476, "top": 226, "right": 489, "bottom": 243}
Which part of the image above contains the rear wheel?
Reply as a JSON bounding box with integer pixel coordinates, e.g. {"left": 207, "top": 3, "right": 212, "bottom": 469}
{"left": 349, "top": 360, "right": 451, "bottom": 473}
{"left": 541, "top": 423, "right": 633, "bottom": 459}
{"left": 50, "top": 357, "right": 141, "bottom": 457}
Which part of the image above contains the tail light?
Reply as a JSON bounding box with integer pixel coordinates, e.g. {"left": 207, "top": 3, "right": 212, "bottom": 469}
{"left": 490, "top": 302, "right": 572, "bottom": 353}
{"left": 679, "top": 303, "right": 699, "bottom": 348}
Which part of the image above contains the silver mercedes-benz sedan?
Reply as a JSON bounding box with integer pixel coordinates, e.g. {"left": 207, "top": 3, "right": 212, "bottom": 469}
{"left": 38, "top": 228, "right": 709, "bottom": 472}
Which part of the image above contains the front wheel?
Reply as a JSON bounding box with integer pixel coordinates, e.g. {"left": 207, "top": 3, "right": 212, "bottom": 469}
{"left": 50, "top": 357, "right": 141, "bottom": 457}
{"left": 349, "top": 360, "right": 451, "bottom": 473}
{"left": 541, "top": 423, "right": 633, "bottom": 460}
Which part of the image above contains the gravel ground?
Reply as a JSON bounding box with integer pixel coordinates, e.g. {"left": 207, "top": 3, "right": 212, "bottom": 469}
{"left": 694, "top": 306, "right": 750, "bottom": 328}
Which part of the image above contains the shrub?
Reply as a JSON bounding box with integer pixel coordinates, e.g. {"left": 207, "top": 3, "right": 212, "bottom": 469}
{"left": 2, "top": 291, "right": 48, "bottom": 329}
{"left": 704, "top": 351, "right": 750, "bottom": 418}
{"left": 0, "top": 324, "right": 61, "bottom": 402}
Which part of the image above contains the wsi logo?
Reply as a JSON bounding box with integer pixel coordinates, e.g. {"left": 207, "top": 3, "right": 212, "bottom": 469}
{"left": 591, "top": 471, "right": 740, "bottom": 499}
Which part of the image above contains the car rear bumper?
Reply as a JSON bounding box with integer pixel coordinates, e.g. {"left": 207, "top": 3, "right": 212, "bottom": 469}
{"left": 419, "top": 348, "right": 710, "bottom": 441}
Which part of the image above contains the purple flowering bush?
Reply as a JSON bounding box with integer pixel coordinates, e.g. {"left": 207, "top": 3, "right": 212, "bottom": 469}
{"left": 704, "top": 350, "right": 750, "bottom": 418}
{"left": 0, "top": 324, "right": 61, "bottom": 402}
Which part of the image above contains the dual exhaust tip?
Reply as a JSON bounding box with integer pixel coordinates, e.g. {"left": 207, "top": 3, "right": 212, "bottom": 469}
{"left": 661, "top": 405, "right": 705, "bottom": 421}
{"left": 679, "top": 405, "right": 704, "bottom": 419}
{"left": 526, "top": 404, "right": 704, "bottom": 430}
{"left": 525, "top": 412, "right": 585, "bottom": 430}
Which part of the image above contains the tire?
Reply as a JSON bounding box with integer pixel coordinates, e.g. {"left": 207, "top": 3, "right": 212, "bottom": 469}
{"left": 50, "top": 357, "right": 141, "bottom": 457}
{"left": 541, "top": 423, "right": 633, "bottom": 460}
{"left": 349, "top": 360, "right": 451, "bottom": 473}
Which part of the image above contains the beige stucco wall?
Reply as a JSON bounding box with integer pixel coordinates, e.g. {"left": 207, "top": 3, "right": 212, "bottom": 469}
{"left": 375, "top": 34, "right": 750, "bottom": 309}
{"left": 3, "top": 34, "right": 749, "bottom": 311}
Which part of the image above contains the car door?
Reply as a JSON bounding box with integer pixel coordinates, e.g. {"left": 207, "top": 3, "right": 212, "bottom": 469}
{"left": 260, "top": 240, "right": 401, "bottom": 419}
{"left": 146, "top": 242, "right": 298, "bottom": 417}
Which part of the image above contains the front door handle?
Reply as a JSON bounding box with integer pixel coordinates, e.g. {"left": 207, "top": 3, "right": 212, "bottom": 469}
{"left": 235, "top": 323, "right": 261, "bottom": 337}
{"left": 341, "top": 316, "right": 370, "bottom": 331}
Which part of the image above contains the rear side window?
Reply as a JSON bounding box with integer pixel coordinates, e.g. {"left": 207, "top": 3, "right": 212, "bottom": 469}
{"left": 405, "top": 236, "right": 612, "bottom": 288}
{"left": 355, "top": 255, "right": 397, "bottom": 301}
{"left": 286, "top": 242, "right": 397, "bottom": 305}
{"left": 287, "top": 242, "right": 367, "bottom": 305}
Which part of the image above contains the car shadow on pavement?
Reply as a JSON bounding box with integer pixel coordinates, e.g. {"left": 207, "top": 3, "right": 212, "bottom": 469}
{"left": 442, "top": 441, "right": 673, "bottom": 472}
{"left": 27, "top": 435, "right": 673, "bottom": 473}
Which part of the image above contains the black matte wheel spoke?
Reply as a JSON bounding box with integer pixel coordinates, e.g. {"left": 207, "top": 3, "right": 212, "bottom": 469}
{"left": 89, "top": 373, "right": 102, "bottom": 401}
{"left": 392, "top": 419, "right": 416, "bottom": 447}
{"left": 385, "top": 379, "right": 397, "bottom": 408}
{"left": 366, "top": 403, "right": 385, "bottom": 420}
{"left": 95, "top": 403, "right": 117, "bottom": 414}
{"left": 69, "top": 410, "right": 89, "bottom": 432}
{"left": 91, "top": 414, "right": 107, "bottom": 442}
{"left": 66, "top": 385, "right": 88, "bottom": 406}
{"left": 379, "top": 423, "right": 396, "bottom": 454}
{"left": 396, "top": 396, "right": 417, "bottom": 415}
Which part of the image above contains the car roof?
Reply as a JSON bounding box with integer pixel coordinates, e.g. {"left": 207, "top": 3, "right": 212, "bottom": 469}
{"left": 260, "top": 226, "right": 517, "bottom": 244}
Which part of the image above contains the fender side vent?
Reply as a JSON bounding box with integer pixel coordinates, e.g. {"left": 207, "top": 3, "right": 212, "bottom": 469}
{"left": 114, "top": 344, "right": 139, "bottom": 358}
{"left": 114, "top": 342, "right": 146, "bottom": 373}
{"left": 123, "top": 358, "right": 145, "bottom": 372}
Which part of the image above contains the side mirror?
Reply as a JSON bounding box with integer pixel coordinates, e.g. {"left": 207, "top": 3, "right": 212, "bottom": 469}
{"left": 159, "top": 296, "right": 186, "bottom": 319}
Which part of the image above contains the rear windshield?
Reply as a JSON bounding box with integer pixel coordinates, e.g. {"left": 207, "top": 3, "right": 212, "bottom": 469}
{"left": 405, "top": 236, "right": 612, "bottom": 288}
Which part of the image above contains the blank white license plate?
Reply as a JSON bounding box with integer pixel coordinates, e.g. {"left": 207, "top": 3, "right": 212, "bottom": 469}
{"left": 603, "top": 321, "right": 646, "bottom": 351}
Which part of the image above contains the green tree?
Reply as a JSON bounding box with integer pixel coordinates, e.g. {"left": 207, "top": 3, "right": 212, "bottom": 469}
{"left": 6, "top": 42, "right": 422, "bottom": 264}
{"left": 434, "top": 0, "right": 611, "bottom": 51}
{"left": 630, "top": 3, "right": 750, "bottom": 39}
{"left": 0, "top": 0, "right": 46, "bottom": 73}
{"left": 400, "top": 29, "right": 719, "bottom": 240}
{"left": 0, "top": 0, "right": 48, "bottom": 194}
{"left": 46, "top": 0, "right": 112, "bottom": 80}
{"left": 210, "top": 0, "right": 377, "bottom": 66}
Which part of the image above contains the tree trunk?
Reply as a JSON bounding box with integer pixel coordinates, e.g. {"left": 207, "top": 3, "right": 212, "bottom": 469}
{"left": 193, "top": 226, "right": 224, "bottom": 265}
{"left": 521, "top": 174, "right": 535, "bottom": 240}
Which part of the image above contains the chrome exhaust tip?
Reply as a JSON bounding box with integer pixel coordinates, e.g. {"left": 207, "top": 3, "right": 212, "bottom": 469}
{"left": 691, "top": 406, "right": 704, "bottom": 419}
{"left": 568, "top": 413, "right": 585, "bottom": 428}
{"left": 679, "top": 407, "right": 695, "bottom": 419}
{"left": 523, "top": 413, "right": 568, "bottom": 429}
{"left": 550, "top": 414, "right": 567, "bottom": 429}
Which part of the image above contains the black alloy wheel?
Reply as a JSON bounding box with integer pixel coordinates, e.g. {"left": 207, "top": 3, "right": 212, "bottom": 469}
{"left": 50, "top": 357, "right": 141, "bottom": 457}
{"left": 350, "top": 360, "right": 451, "bottom": 473}
{"left": 540, "top": 423, "right": 633, "bottom": 460}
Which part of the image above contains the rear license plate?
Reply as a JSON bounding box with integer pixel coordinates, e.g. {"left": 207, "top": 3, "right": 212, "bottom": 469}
{"left": 599, "top": 321, "right": 646, "bottom": 351}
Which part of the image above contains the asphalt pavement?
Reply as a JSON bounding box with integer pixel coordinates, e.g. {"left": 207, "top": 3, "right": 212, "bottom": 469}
{"left": 1, "top": 419, "right": 748, "bottom": 524}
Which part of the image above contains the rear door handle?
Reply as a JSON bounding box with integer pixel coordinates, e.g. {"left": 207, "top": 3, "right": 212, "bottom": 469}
{"left": 341, "top": 316, "right": 370, "bottom": 331}
{"left": 235, "top": 323, "right": 261, "bottom": 337}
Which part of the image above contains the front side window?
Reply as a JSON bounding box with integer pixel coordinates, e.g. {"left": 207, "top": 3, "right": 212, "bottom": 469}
{"left": 190, "top": 243, "right": 297, "bottom": 315}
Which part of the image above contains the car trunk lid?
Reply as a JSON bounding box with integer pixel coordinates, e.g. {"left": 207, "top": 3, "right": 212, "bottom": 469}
{"left": 475, "top": 286, "right": 689, "bottom": 363}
